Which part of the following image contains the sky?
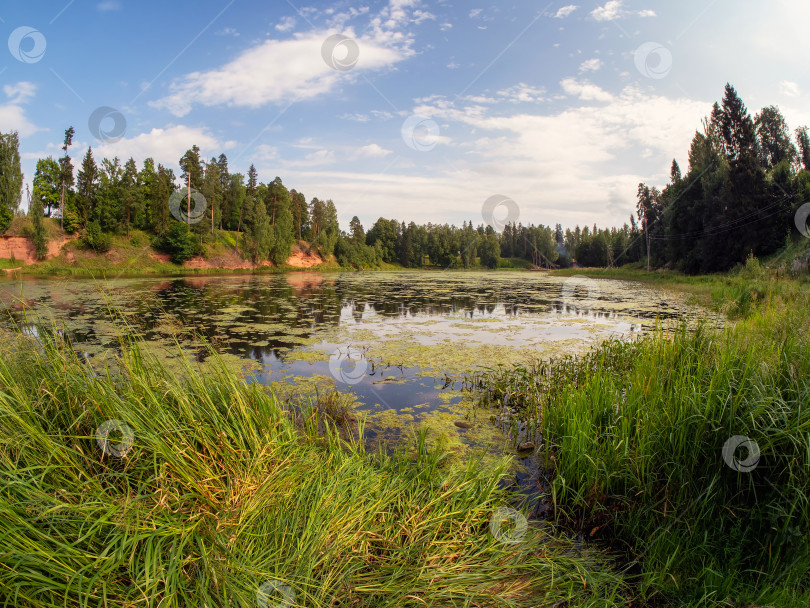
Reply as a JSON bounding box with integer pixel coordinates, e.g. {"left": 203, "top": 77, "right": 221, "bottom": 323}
{"left": 1, "top": 0, "right": 808, "bottom": 231}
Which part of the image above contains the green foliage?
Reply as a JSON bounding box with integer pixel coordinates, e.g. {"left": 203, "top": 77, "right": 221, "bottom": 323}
{"left": 0, "top": 326, "right": 623, "bottom": 607}
{"left": 0, "top": 131, "right": 23, "bottom": 233}
{"left": 474, "top": 281, "right": 810, "bottom": 604}
{"left": 158, "top": 221, "right": 203, "bottom": 264}
{"left": 80, "top": 220, "right": 111, "bottom": 253}
{"left": 32, "top": 157, "right": 61, "bottom": 218}
{"left": 334, "top": 233, "right": 381, "bottom": 268}
{"left": 479, "top": 230, "right": 500, "bottom": 269}
{"left": 30, "top": 193, "right": 48, "bottom": 260}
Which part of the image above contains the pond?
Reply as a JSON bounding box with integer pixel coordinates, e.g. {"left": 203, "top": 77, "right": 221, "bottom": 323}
{"left": 0, "top": 271, "right": 724, "bottom": 473}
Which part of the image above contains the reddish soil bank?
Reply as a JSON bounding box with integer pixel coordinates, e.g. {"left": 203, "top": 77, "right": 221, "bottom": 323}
{"left": 0, "top": 235, "right": 76, "bottom": 264}
{"left": 1, "top": 235, "right": 327, "bottom": 272}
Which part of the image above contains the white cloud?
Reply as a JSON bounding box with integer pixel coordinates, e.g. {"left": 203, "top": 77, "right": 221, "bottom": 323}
{"left": 495, "top": 83, "right": 546, "bottom": 103}
{"left": 780, "top": 81, "right": 801, "bottom": 98}
{"left": 355, "top": 143, "right": 392, "bottom": 158}
{"left": 3, "top": 82, "right": 36, "bottom": 104}
{"left": 279, "top": 87, "right": 709, "bottom": 230}
{"left": 97, "top": 1, "right": 121, "bottom": 11}
{"left": 579, "top": 58, "right": 603, "bottom": 72}
{"left": 412, "top": 9, "right": 436, "bottom": 24}
{"left": 561, "top": 78, "right": 613, "bottom": 101}
{"left": 591, "top": 1, "right": 623, "bottom": 21}
{"left": 447, "top": 60, "right": 460, "bottom": 69}
{"left": 439, "top": 22, "right": 453, "bottom": 31}
{"left": 0, "top": 82, "right": 39, "bottom": 137}
{"left": 469, "top": 8, "right": 482, "bottom": 18}
{"left": 554, "top": 5, "right": 579, "bottom": 18}
{"left": 151, "top": 32, "right": 405, "bottom": 117}
{"left": 90, "top": 125, "right": 225, "bottom": 172}
{"left": 591, "top": 2, "right": 656, "bottom": 21}
{"left": 275, "top": 16, "right": 296, "bottom": 32}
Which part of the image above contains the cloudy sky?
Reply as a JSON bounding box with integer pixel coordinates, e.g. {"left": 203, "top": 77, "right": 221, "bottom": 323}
{"left": 1, "top": 0, "right": 808, "bottom": 230}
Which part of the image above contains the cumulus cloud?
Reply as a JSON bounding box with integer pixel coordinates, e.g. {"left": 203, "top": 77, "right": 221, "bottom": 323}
{"left": 0, "top": 82, "right": 39, "bottom": 137}
{"left": 579, "top": 58, "right": 603, "bottom": 72}
{"left": 355, "top": 143, "right": 393, "bottom": 158}
{"left": 150, "top": 33, "right": 405, "bottom": 117}
{"left": 561, "top": 78, "right": 613, "bottom": 101}
{"left": 554, "top": 5, "right": 578, "bottom": 18}
{"left": 151, "top": 0, "right": 430, "bottom": 117}
{"left": 591, "top": 2, "right": 656, "bottom": 21}
{"left": 591, "top": 1, "right": 623, "bottom": 21}
{"left": 90, "top": 125, "right": 226, "bottom": 171}
{"left": 277, "top": 86, "right": 710, "bottom": 230}
{"left": 275, "top": 16, "right": 296, "bottom": 32}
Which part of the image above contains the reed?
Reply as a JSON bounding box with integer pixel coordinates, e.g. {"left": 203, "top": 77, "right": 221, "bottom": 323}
{"left": 473, "top": 276, "right": 810, "bottom": 607}
{"left": 0, "top": 325, "right": 623, "bottom": 607}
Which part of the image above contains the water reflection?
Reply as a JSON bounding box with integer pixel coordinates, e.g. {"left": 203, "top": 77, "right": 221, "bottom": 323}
{"left": 0, "top": 272, "right": 722, "bottom": 367}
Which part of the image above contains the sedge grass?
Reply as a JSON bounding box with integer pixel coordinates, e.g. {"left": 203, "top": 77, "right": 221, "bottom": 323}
{"left": 473, "top": 276, "right": 810, "bottom": 607}
{"left": 0, "top": 325, "right": 625, "bottom": 607}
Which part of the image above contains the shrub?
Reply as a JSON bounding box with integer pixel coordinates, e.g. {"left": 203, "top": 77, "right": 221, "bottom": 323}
{"left": 81, "top": 221, "right": 111, "bottom": 253}
{"left": 158, "top": 221, "right": 203, "bottom": 264}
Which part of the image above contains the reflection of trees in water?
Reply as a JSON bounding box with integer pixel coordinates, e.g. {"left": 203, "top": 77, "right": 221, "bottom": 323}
{"left": 0, "top": 275, "right": 711, "bottom": 364}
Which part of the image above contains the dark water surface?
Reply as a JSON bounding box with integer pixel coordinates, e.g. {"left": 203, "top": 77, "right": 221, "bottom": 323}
{"left": 0, "top": 271, "right": 724, "bottom": 460}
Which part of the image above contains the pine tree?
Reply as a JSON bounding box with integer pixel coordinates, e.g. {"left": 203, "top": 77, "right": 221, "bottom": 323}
{"left": 120, "top": 158, "right": 140, "bottom": 236}
{"left": 58, "top": 127, "right": 75, "bottom": 229}
{"left": 75, "top": 148, "right": 99, "bottom": 228}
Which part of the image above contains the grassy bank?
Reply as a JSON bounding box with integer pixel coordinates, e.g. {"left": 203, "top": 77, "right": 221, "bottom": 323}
{"left": 474, "top": 270, "right": 810, "bottom": 606}
{"left": 0, "top": 326, "right": 624, "bottom": 607}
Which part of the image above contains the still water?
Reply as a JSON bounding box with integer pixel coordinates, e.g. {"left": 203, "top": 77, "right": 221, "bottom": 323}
{"left": 0, "top": 271, "right": 723, "bottom": 457}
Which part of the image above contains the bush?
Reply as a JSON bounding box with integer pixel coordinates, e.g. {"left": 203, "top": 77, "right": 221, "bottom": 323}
{"left": 81, "top": 221, "right": 111, "bottom": 253}
{"left": 157, "top": 221, "right": 204, "bottom": 264}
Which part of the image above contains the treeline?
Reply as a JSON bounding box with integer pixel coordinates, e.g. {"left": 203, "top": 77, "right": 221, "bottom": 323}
{"left": 338, "top": 85, "right": 810, "bottom": 272}
{"left": 3, "top": 83, "right": 809, "bottom": 272}
{"left": 27, "top": 139, "right": 340, "bottom": 264}
{"left": 637, "top": 84, "right": 810, "bottom": 273}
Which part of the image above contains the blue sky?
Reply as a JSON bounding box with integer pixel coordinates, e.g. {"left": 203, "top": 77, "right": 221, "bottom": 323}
{"left": 1, "top": 0, "right": 808, "bottom": 231}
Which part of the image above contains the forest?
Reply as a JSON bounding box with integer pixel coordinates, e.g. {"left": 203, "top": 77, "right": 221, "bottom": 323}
{"left": 1, "top": 84, "right": 808, "bottom": 273}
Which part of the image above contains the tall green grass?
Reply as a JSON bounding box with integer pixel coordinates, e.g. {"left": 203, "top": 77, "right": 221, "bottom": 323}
{"left": 474, "top": 279, "right": 810, "bottom": 606}
{"left": 0, "top": 327, "right": 624, "bottom": 607}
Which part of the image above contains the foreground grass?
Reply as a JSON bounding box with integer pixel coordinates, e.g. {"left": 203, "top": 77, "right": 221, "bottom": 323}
{"left": 475, "top": 272, "right": 810, "bottom": 606}
{"left": 0, "top": 328, "right": 624, "bottom": 607}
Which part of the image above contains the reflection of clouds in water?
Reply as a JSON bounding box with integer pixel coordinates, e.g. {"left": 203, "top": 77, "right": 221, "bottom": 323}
{"left": 0, "top": 272, "right": 722, "bottom": 369}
